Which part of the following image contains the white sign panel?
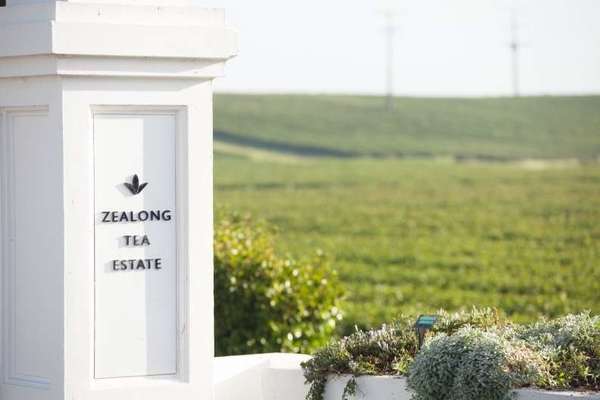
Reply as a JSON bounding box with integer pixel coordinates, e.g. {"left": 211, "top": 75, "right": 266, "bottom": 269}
{"left": 93, "top": 113, "right": 177, "bottom": 379}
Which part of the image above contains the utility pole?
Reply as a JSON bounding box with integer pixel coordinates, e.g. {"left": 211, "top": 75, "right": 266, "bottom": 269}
{"left": 383, "top": 9, "right": 397, "bottom": 111}
{"left": 509, "top": 8, "right": 521, "bottom": 97}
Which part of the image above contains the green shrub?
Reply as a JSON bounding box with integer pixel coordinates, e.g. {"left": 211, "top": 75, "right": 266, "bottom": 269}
{"left": 214, "top": 212, "right": 343, "bottom": 356}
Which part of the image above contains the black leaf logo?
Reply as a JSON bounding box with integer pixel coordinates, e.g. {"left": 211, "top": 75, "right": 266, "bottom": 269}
{"left": 124, "top": 174, "right": 148, "bottom": 195}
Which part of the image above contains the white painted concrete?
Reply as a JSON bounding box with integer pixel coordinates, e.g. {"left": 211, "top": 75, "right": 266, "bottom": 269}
{"left": 323, "top": 375, "right": 600, "bottom": 400}
{"left": 0, "top": 106, "right": 61, "bottom": 393}
{"left": 0, "top": 2, "right": 237, "bottom": 71}
{"left": 214, "top": 353, "right": 311, "bottom": 400}
{"left": 93, "top": 113, "right": 178, "bottom": 379}
{"left": 324, "top": 375, "right": 410, "bottom": 400}
{"left": 0, "top": 1, "right": 236, "bottom": 399}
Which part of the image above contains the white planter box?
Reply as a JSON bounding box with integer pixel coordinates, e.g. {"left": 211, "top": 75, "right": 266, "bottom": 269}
{"left": 324, "top": 376, "right": 600, "bottom": 400}
{"left": 212, "top": 354, "right": 600, "bottom": 400}
{"left": 325, "top": 376, "right": 410, "bottom": 400}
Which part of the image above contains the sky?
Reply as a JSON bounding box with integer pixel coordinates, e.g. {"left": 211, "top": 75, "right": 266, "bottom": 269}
{"left": 204, "top": 0, "right": 600, "bottom": 97}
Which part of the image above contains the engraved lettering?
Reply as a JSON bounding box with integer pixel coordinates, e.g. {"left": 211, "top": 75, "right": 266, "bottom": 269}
{"left": 110, "top": 258, "right": 163, "bottom": 272}
{"left": 138, "top": 211, "right": 149, "bottom": 222}
{"left": 100, "top": 210, "right": 173, "bottom": 223}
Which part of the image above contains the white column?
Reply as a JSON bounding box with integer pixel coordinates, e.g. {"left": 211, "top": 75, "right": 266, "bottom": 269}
{"left": 0, "top": 1, "right": 237, "bottom": 399}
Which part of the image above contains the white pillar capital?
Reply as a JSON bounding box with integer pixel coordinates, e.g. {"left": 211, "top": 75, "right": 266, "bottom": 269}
{"left": 7, "top": 0, "right": 202, "bottom": 8}
{"left": 0, "top": 0, "right": 237, "bottom": 79}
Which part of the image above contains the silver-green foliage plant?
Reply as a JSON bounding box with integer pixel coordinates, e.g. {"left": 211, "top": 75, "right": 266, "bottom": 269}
{"left": 302, "top": 317, "right": 418, "bottom": 400}
{"left": 517, "top": 312, "right": 600, "bottom": 390}
{"left": 407, "top": 327, "right": 547, "bottom": 400}
{"left": 302, "top": 308, "right": 504, "bottom": 400}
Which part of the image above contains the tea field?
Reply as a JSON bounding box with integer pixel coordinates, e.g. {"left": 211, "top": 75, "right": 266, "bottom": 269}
{"left": 213, "top": 94, "right": 600, "bottom": 333}
{"left": 214, "top": 156, "right": 599, "bottom": 331}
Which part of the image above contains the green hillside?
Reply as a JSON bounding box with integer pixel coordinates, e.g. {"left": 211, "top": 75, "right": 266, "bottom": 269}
{"left": 213, "top": 94, "right": 600, "bottom": 333}
{"left": 214, "top": 94, "right": 600, "bottom": 160}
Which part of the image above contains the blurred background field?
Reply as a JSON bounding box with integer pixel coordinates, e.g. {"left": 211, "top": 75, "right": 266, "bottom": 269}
{"left": 214, "top": 94, "right": 600, "bottom": 334}
{"left": 215, "top": 95, "right": 600, "bottom": 160}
